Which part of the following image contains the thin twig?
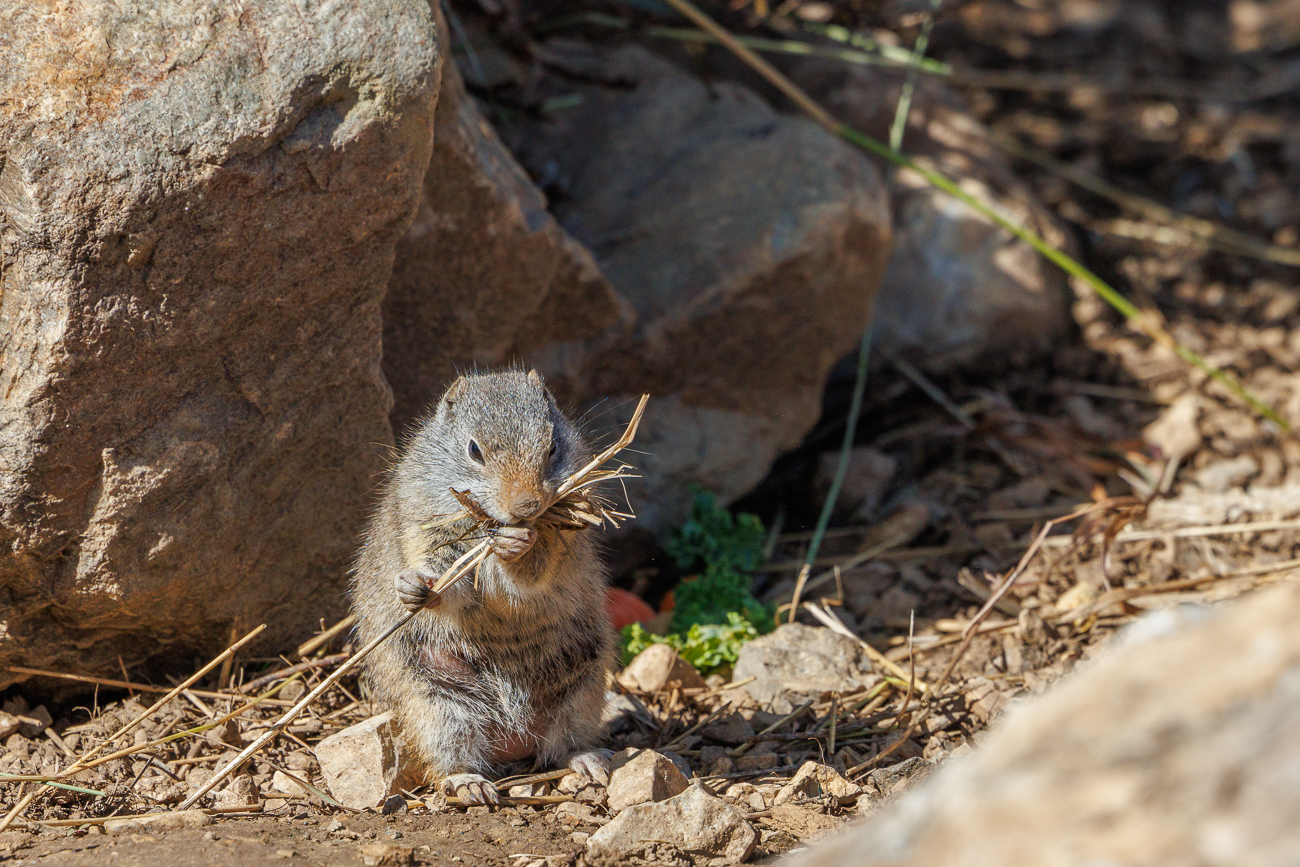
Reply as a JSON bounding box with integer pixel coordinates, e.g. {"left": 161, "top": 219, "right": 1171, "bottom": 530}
{"left": 296, "top": 614, "right": 356, "bottom": 658}
{"left": 0, "top": 624, "right": 267, "bottom": 832}
{"left": 239, "top": 653, "right": 350, "bottom": 694}
{"left": 179, "top": 611, "right": 417, "bottom": 810}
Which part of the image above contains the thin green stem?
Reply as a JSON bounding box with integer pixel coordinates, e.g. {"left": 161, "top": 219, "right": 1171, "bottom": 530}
{"left": 805, "top": 325, "right": 874, "bottom": 570}
{"left": 836, "top": 126, "right": 1289, "bottom": 431}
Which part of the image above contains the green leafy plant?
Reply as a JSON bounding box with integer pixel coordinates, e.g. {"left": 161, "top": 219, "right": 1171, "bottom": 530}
{"left": 664, "top": 487, "right": 772, "bottom": 633}
{"left": 621, "top": 612, "right": 760, "bottom": 673}
{"left": 617, "top": 489, "right": 772, "bottom": 674}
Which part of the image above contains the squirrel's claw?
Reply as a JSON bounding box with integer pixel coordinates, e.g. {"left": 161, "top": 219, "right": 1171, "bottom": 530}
{"left": 442, "top": 773, "right": 499, "bottom": 806}
{"left": 395, "top": 567, "right": 442, "bottom": 612}
{"left": 490, "top": 526, "right": 538, "bottom": 563}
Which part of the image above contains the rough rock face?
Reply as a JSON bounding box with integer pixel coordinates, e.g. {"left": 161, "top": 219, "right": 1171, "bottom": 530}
{"left": 513, "top": 43, "right": 892, "bottom": 530}
{"left": 383, "top": 11, "right": 631, "bottom": 437}
{"left": 0, "top": 1, "right": 439, "bottom": 684}
{"left": 788, "top": 582, "right": 1300, "bottom": 867}
{"left": 785, "top": 59, "right": 1072, "bottom": 373}
{"left": 734, "top": 623, "right": 878, "bottom": 713}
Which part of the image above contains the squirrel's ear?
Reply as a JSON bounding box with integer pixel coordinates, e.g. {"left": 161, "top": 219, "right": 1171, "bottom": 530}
{"left": 527, "top": 369, "right": 544, "bottom": 387}
{"left": 441, "top": 376, "right": 468, "bottom": 413}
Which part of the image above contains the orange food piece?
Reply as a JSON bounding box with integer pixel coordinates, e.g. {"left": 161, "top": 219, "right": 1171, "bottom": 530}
{"left": 605, "top": 587, "right": 657, "bottom": 630}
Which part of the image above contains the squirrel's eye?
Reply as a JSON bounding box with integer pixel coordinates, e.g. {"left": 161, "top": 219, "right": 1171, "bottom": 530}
{"left": 467, "top": 439, "right": 485, "bottom": 464}
{"left": 548, "top": 439, "right": 559, "bottom": 460}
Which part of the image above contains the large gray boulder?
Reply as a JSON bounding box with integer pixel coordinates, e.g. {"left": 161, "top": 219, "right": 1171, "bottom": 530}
{"left": 787, "top": 581, "right": 1300, "bottom": 866}
{"left": 786, "top": 58, "right": 1073, "bottom": 372}
{"left": 383, "top": 11, "right": 631, "bottom": 437}
{"left": 513, "top": 43, "right": 892, "bottom": 530}
{"left": 0, "top": 1, "right": 439, "bottom": 684}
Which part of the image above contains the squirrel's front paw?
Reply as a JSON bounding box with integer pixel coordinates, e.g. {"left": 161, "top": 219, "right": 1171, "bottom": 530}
{"left": 395, "top": 567, "right": 442, "bottom": 612}
{"left": 442, "top": 773, "right": 500, "bottom": 806}
{"left": 490, "top": 526, "right": 538, "bottom": 563}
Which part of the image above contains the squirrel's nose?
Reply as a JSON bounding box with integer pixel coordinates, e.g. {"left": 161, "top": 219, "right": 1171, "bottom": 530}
{"left": 507, "top": 493, "right": 543, "bottom": 522}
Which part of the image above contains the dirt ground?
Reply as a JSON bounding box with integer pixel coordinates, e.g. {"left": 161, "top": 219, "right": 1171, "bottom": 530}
{"left": 5, "top": 0, "right": 1300, "bottom": 864}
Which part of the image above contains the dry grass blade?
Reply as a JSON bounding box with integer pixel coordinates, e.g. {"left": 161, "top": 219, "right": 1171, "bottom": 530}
{"left": 554, "top": 394, "right": 649, "bottom": 500}
{"left": 296, "top": 613, "right": 356, "bottom": 658}
{"left": 178, "top": 611, "right": 418, "bottom": 810}
{"left": 0, "top": 624, "right": 267, "bottom": 832}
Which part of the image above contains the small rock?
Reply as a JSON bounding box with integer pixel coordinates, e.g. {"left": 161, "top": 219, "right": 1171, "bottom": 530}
{"left": 774, "top": 762, "right": 863, "bottom": 807}
{"left": 555, "top": 801, "right": 599, "bottom": 827}
{"left": 104, "top": 810, "right": 212, "bottom": 835}
{"left": 735, "top": 750, "right": 780, "bottom": 773}
{"left": 606, "top": 749, "right": 690, "bottom": 813}
{"left": 212, "top": 774, "right": 259, "bottom": 810}
{"left": 734, "top": 624, "right": 875, "bottom": 713}
{"left": 617, "top": 645, "right": 707, "bottom": 693}
{"left": 279, "top": 681, "right": 307, "bottom": 703}
{"left": 862, "top": 757, "right": 934, "bottom": 800}
{"left": 571, "top": 831, "right": 591, "bottom": 845}
{"left": 270, "top": 770, "right": 309, "bottom": 798}
{"left": 381, "top": 794, "right": 408, "bottom": 816}
{"left": 699, "top": 746, "right": 735, "bottom": 777}
{"left": 358, "top": 841, "right": 414, "bottom": 867}
{"left": 558, "top": 771, "right": 608, "bottom": 806}
{"left": 0, "top": 831, "right": 34, "bottom": 857}
{"left": 314, "top": 712, "right": 421, "bottom": 810}
{"left": 724, "top": 782, "right": 769, "bottom": 812}
{"left": 327, "top": 819, "right": 346, "bottom": 833}
{"left": 0, "top": 712, "right": 20, "bottom": 741}
{"left": 18, "top": 705, "right": 51, "bottom": 739}
{"left": 508, "top": 782, "right": 551, "bottom": 798}
{"left": 659, "top": 751, "right": 694, "bottom": 782}
{"left": 701, "top": 713, "right": 755, "bottom": 746}
{"left": 585, "top": 785, "right": 758, "bottom": 867}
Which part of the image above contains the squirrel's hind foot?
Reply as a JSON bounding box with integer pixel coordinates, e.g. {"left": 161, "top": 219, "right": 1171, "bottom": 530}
{"left": 441, "top": 773, "right": 499, "bottom": 805}
{"left": 568, "top": 749, "right": 614, "bottom": 786}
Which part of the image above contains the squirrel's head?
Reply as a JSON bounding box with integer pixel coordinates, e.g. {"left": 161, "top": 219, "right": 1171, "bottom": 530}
{"left": 409, "top": 369, "right": 589, "bottom": 526}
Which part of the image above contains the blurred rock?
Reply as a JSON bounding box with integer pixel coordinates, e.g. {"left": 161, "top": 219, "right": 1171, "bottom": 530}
{"left": 104, "top": 810, "right": 211, "bottom": 835}
{"left": 315, "top": 713, "right": 422, "bottom": 810}
{"left": 1193, "top": 455, "right": 1259, "bottom": 492}
{"left": 784, "top": 58, "right": 1072, "bottom": 373}
{"left": 270, "top": 770, "right": 309, "bottom": 799}
{"left": 813, "top": 447, "right": 898, "bottom": 520}
{"left": 0, "top": 0, "right": 438, "bottom": 685}
{"left": 787, "top": 582, "right": 1300, "bottom": 866}
{"left": 212, "top": 773, "right": 259, "bottom": 810}
{"left": 734, "top": 623, "right": 877, "bottom": 713}
{"left": 384, "top": 5, "right": 629, "bottom": 438}
{"left": 514, "top": 42, "right": 891, "bottom": 532}
{"left": 617, "top": 644, "right": 707, "bottom": 694}
{"left": 359, "top": 842, "right": 415, "bottom": 867}
{"left": 606, "top": 749, "right": 691, "bottom": 813}
{"left": 586, "top": 784, "right": 758, "bottom": 867}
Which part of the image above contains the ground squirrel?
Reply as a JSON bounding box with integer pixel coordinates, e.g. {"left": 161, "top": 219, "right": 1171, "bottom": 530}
{"left": 351, "top": 369, "right": 615, "bottom": 804}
